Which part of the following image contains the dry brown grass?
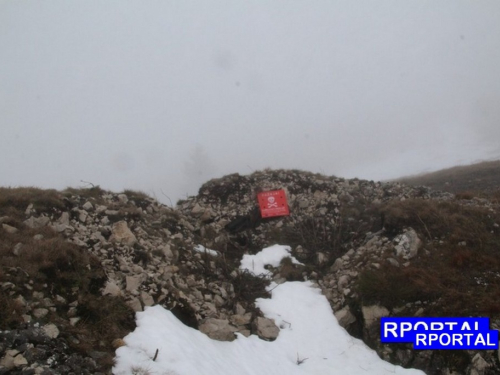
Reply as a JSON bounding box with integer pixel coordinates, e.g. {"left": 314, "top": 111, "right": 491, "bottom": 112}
{"left": 397, "top": 159, "right": 500, "bottom": 196}
{"left": 357, "top": 198, "right": 500, "bottom": 318}
{"left": 0, "top": 187, "right": 65, "bottom": 219}
{"left": 67, "top": 295, "right": 135, "bottom": 366}
{"left": 0, "top": 189, "right": 135, "bottom": 372}
{"left": 0, "top": 224, "right": 135, "bottom": 371}
{"left": 380, "top": 199, "right": 497, "bottom": 245}
{"left": 0, "top": 228, "right": 105, "bottom": 293}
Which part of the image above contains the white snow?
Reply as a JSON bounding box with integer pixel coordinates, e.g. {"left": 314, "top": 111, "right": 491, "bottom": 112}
{"left": 240, "top": 244, "right": 302, "bottom": 277}
{"left": 193, "top": 244, "right": 220, "bottom": 257}
{"left": 113, "top": 245, "right": 425, "bottom": 375}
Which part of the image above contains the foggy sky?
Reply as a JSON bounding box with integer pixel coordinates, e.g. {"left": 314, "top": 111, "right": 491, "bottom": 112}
{"left": 1, "top": 1, "right": 500, "bottom": 203}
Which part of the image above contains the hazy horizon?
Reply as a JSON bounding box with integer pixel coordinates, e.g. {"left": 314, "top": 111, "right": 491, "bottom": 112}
{"left": 2, "top": 1, "right": 499, "bottom": 203}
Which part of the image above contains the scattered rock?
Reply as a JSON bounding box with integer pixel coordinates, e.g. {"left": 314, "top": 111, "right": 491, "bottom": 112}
{"left": 127, "top": 297, "right": 143, "bottom": 312}
{"left": 362, "top": 305, "right": 389, "bottom": 327}
{"left": 125, "top": 275, "right": 143, "bottom": 293}
{"left": 33, "top": 308, "right": 49, "bottom": 319}
{"left": 13, "top": 242, "right": 23, "bottom": 256}
{"left": 334, "top": 306, "right": 356, "bottom": 328}
{"left": 23, "top": 216, "right": 50, "bottom": 229}
{"left": 252, "top": 317, "right": 279, "bottom": 341}
{"left": 117, "top": 194, "right": 129, "bottom": 204}
{"left": 102, "top": 280, "right": 122, "bottom": 297}
{"left": 13, "top": 353, "right": 28, "bottom": 367}
{"left": 42, "top": 324, "right": 60, "bottom": 339}
{"left": 2, "top": 223, "right": 18, "bottom": 233}
{"left": 394, "top": 228, "right": 421, "bottom": 259}
{"left": 140, "top": 291, "right": 154, "bottom": 306}
{"left": 110, "top": 221, "right": 137, "bottom": 246}
{"left": 0, "top": 349, "right": 18, "bottom": 369}
{"left": 82, "top": 201, "right": 94, "bottom": 211}
{"left": 199, "top": 318, "right": 237, "bottom": 341}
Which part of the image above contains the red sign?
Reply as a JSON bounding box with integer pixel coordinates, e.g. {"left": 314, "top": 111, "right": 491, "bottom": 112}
{"left": 257, "top": 189, "right": 290, "bottom": 218}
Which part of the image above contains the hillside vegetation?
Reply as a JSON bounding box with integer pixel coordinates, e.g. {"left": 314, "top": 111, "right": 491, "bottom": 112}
{"left": 397, "top": 160, "right": 500, "bottom": 200}
{"left": 0, "top": 167, "right": 499, "bottom": 375}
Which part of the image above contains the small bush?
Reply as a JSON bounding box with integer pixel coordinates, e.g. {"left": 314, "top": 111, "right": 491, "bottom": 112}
{"left": 231, "top": 270, "right": 270, "bottom": 307}
{"left": 279, "top": 257, "right": 303, "bottom": 281}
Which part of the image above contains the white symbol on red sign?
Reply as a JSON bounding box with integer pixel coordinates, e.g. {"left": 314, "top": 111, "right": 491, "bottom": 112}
{"left": 257, "top": 189, "right": 290, "bottom": 218}
{"left": 267, "top": 196, "right": 278, "bottom": 208}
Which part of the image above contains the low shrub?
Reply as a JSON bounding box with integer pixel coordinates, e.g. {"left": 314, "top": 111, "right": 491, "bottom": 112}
{"left": 279, "top": 257, "right": 303, "bottom": 281}
{"left": 231, "top": 270, "right": 270, "bottom": 308}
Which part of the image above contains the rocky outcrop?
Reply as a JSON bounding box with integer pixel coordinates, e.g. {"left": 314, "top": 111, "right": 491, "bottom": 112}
{"left": 109, "top": 220, "right": 137, "bottom": 246}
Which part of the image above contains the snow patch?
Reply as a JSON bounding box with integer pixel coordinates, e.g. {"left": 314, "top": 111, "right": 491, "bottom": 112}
{"left": 113, "top": 245, "right": 425, "bottom": 375}
{"left": 240, "top": 244, "right": 302, "bottom": 277}
{"left": 194, "top": 244, "right": 220, "bottom": 257}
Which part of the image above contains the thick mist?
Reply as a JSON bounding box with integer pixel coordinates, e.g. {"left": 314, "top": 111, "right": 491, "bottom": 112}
{"left": 1, "top": 1, "right": 499, "bottom": 203}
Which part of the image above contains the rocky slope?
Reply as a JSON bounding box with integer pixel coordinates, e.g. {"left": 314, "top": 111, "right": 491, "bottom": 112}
{"left": 1, "top": 170, "right": 499, "bottom": 375}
